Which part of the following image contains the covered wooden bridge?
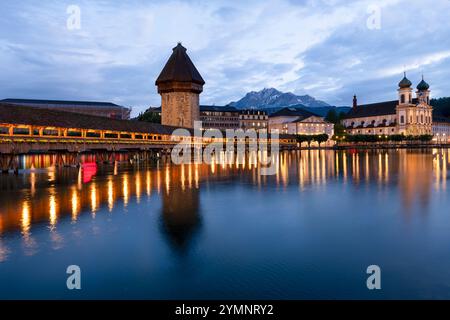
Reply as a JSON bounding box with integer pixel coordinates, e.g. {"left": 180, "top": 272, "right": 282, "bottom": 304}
{"left": 0, "top": 103, "right": 297, "bottom": 172}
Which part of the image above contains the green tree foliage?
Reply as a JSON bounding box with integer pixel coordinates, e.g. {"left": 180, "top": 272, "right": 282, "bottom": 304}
{"left": 431, "top": 97, "right": 450, "bottom": 118}
{"left": 325, "top": 109, "right": 339, "bottom": 124}
{"left": 137, "top": 110, "right": 161, "bottom": 124}
{"left": 325, "top": 109, "right": 348, "bottom": 136}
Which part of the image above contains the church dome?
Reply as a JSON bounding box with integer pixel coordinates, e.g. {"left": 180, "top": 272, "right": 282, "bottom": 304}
{"left": 417, "top": 78, "right": 430, "bottom": 91}
{"left": 398, "top": 73, "right": 412, "bottom": 88}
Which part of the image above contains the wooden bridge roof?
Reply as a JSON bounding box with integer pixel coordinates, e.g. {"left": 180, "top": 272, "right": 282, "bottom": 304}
{"left": 0, "top": 103, "right": 179, "bottom": 135}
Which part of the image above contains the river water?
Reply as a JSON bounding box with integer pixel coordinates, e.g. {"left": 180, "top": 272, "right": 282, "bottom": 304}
{"left": 0, "top": 149, "right": 449, "bottom": 299}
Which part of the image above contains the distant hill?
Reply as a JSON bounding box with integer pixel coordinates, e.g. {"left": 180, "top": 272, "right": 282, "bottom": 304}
{"left": 255, "top": 104, "right": 351, "bottom": 116}
{"left": 300, "top": 105, "right": 351, "bottom": 117}
{"left": 229, "top": 88, "right": 330, "bottom": 110}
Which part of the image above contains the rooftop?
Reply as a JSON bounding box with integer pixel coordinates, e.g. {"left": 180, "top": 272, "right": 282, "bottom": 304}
{"left": 270, "top": 107, "right": 320, "bottom": 119}
{"left": 1, "top": 98, "right": 126, "bottom": 109}
{"left": 0, "top": 103, "right": 176, "bottom": 135}
{"left": 155, "top": 43, "right": 205, "bottom": 86}
{"left": 200, "top": 105, "right": 239, "bottom": 112}
{"left": 344, "top": 99, "right": 419, "bottom": 119}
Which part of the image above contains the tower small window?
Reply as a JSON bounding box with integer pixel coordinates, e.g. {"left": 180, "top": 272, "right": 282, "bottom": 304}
{"left": 401, "top": 94, "right": 405, "bottom": 104}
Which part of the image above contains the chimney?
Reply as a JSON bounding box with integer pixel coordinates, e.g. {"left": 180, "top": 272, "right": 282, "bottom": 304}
{"left": 353, "top": 95, "right": 358, "bottom": 108}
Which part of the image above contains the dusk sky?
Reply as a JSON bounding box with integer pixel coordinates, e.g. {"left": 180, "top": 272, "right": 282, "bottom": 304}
{"left": 1, "top": 0, "right": 450, "bottom": 116}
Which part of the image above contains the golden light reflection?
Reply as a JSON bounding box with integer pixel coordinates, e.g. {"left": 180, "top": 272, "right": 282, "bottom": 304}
{"left": 146, "top": 171, "right": 152, "bottom": 197}
{"left": 21, "top": 201, "right": 31, "bottom": 236}
{"left": 378, "top": 153, "right": 383, "bottom": 184}
{"left": 165, "top": 166, "right": 170, "bottom": 193}
{"left": 123, "top": 174, "right": 129, "bottom": 207}
{"left": 365, "top": 152, "right": 370, "bottom": 182}
{"left": 188, "top": 164, "right": 193, "bottom": 189}
{"left": 211, "top": 156, "right": 216, "bottom": 174}
{"left": 1, "top": 150, "right": 448, "bottom": 242}
{"left": 77, "top": 167, "right": 82, "bottom": 190}
{"left": 135, "top": 172, "right": 142, "bottom": 203}
{"left": 195, "top": 164, "right": 199, "bottom": 189}
{"left": 49, "top": 194, "right": 57, "bottom": 228}
{"left": 71, "top": 188, "right": 79, "bottom": 221}
{"left": 30, "top": 172, "right": 36, "bottom": 196}
{"left": 384, "top": 153, "right": 389, "bottom": 183}
{"left": 181, "top": 164, "right": 186, "bottom": 190}
{"left": 91, "top": 183, "right": 98, "bottom": 215}
{"left": 342, "top": 152, "right": 347, "bottom": 182}
{"left": 157, "top": 168, "right": 162, "bottom": 194}
{"left": 108, "top": 179, "right": 114, "bottom": 212}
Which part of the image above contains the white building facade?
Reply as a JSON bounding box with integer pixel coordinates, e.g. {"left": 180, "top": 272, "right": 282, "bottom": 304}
{"left": 343, "top": 74, "right": 433, "bottom": 136}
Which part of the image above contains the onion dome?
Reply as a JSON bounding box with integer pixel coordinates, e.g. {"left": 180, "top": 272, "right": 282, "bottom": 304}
{"left": 417, "top": 76, "right": 430, "bottom": 91}
{"left": 398, "top": 72, "right": 412, "bottom": 88}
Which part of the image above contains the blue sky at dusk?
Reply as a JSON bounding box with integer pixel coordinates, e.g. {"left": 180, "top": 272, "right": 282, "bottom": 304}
{"left": 1, "top": 0, "right": 450, "bottom": 115}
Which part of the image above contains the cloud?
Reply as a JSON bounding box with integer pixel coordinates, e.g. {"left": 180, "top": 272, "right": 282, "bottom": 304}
{"left": 0, "top": 0, "right": 450, "bottom": 115}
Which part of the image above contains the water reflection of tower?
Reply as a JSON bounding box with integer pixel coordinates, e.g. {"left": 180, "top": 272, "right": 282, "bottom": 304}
{"left": 160, "top": 183, "right": 201, "bottom": 252}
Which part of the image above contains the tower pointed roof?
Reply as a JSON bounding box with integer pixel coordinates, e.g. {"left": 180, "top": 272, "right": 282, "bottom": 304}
{"left": 155, "top": 43, "right": 205, "bottom": 86}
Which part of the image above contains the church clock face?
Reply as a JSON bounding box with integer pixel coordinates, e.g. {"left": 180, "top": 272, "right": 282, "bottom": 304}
{"left": 418, "top": 91, "right": 426, "bottom": 103}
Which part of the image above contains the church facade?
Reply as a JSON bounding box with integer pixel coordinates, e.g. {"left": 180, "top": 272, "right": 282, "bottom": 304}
{"left": 343, "top": 74, "right": 433, "bottom": 136}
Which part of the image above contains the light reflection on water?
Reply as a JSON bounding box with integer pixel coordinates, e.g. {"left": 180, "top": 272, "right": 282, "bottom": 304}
{"left": 0, "top": 149, "right": 449, "bottom": 299}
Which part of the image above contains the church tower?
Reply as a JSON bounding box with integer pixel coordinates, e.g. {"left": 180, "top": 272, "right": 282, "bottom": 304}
{"left": 396, "top": 73, "right": 433, "bottom": 135}
{"left": 396, "top": 72, "right": 413, "bottom": 135}
{"left": 156, "top": 43, "right": 205, "bottom": 128}
{"left": 398, "top": 72, "right": 413, "bottom": 105}
{"left": 416, "top": 75, "right": 430, "bottom": 105}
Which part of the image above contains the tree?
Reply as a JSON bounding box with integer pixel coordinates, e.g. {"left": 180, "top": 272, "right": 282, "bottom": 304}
{"left": 334, "top": 123, "right": 346, "bottom": 136}
{"left": 431, "top": 97, "right": 450, "bottom": 118}
{"left": 315, "top": 134, "right": 329, "bottom": 146}
{"left": 137, "top": 111, "right": 161, "bottom": 124}
{"left": 325, "top": 109, "right": 339, "bottom": 124}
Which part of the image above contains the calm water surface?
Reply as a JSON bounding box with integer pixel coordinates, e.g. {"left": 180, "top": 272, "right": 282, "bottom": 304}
{"left": 0, "top": 149, "right": 449, "bottom": 299}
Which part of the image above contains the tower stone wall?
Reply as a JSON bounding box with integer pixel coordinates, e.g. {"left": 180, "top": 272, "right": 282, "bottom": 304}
{"left": 160, "top": 89, "right": 200, "bottom": 128}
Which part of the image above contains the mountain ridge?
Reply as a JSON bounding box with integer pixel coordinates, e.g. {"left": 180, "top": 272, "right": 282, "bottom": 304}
{"left": 229, "top": 88, "right": 331, "bottom": 109}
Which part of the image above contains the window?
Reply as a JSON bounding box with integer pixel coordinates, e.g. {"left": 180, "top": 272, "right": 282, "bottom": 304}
{"left": 13, "top": 128, "right": 29, "bottom": 135}
{"left": 120, "top": 133, "right": 132, "bottom": 139}
{"left": 401, "top": 94, "right": 405, "bottom": 103}
{"left": 400, "top": 115, "right": 405, "bottom": 124}
{"left": 0, "top": 127, "right": 8, "bottom": 134}
{"left": 86, "top": 132, "right": 101, "bottom": 138}
{"left": 68, "top": 130, "right": 82, "bottom": 137}
{"left": 105, "top": 133, "right": 118, "bottom": 139}
{"left": 43, "top": 129, "right": 58, "bottom": 136}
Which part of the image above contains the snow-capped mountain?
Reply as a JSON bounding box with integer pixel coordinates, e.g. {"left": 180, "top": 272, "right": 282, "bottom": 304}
{"left": 229, "top": 88, "right": 330, "bottom": 109}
